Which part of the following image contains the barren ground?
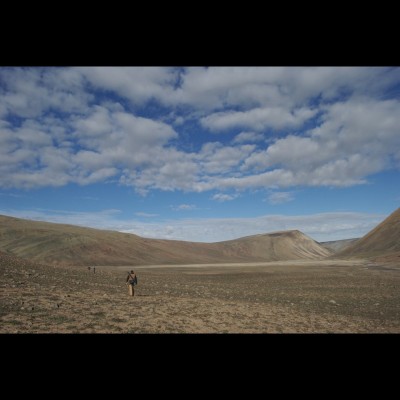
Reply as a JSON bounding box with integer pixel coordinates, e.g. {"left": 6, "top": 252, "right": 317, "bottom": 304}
{"left": 1, "top": 259, "right": 400, "bottom": 333}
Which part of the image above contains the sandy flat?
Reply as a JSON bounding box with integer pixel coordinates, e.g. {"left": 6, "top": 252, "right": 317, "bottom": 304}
{"left": 1, "top": 259, "right": 400, "bottom": 333}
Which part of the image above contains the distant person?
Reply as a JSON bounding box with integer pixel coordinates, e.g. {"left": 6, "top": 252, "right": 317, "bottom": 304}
{"left": 88, "top": 266, "right": 91, "bottom": 272}
{"left": 126, "top": 270, "right": 137, "bottom": 296}
{"left": 93, "top": 267, "right": 96, "bottom": 274}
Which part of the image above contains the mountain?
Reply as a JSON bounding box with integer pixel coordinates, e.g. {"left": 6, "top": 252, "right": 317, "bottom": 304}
{"left": 320, "top": 238, "right": 359, "bottom": 253}
{"left": 0, "top": 215, "right": 332, "bottom": 266}
{"left": 337, "top": 208, "right": 400, "bottom": 260}
{"left": 216, "top": 230, "right": 332, "bottom": 260}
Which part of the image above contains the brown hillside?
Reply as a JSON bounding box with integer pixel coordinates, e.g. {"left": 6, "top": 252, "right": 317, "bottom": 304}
{"left": 0, "top": 249, "right": 49, "bottom": 269}
{"left": 218, "top": 230, "right": 332, "bottom": 261}
{"left": 320, "top": 238, "right": 359, "bottom": 253}
{"left": 338, "top": 208, "right": 400, "bottom": 259}
{"left": 0, "top": 215, "right": 332, "bottom": 266}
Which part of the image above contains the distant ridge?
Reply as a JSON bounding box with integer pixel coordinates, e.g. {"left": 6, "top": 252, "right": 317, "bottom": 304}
{"left": 337, "top": 208, "right": 400, "bottom": 261}
{"left": 320, "top": 238, "right": 359, "bottom": 253}
{"left": 0, "top": 215, "right": 332, "bottom": 266}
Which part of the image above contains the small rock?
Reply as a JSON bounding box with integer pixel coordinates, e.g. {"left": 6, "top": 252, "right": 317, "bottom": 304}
{"left": 374, "top": 303, "right": 380, "bottom": 306}
{"left": 329, "top": 300, "right": 337, "bottom": 304}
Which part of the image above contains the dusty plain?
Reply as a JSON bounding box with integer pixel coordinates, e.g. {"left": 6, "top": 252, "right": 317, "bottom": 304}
{"left": 1, "top": 258, "right": 400, "bottom": 333}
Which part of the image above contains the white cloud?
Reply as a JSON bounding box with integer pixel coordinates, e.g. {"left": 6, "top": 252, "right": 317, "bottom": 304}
{"left": 0, "top": 67, "right": 91, "bottom": 118}
{"left": 135, "top": 212, "right": 159, "bottom": 217}
{"left": 0, "top": 104, "right": 181, "bottom": 189}
{"left": 4, "top": 67, "right": 398, "bottom": 121}
{"left": 236, "top": 98, "right": 400, "bottom": 188}
{"left": 201, "top": 106, "right": 317, "bottom": 132}
{"left": 197, "top": 143, "right": 256, "bottom": 174}
{"left": 232, "top": 131, "right": 265, "bottom": 144}
{"left": 78, "top": 67, "right": 178, "bottom": 105}
{"left": 0, "top": 208, "right": 386, "bottom": 243}
{"left": 1, "top": 67, "right": 400, "bottom": 194}
{"left": 212, "top": 193, "right": 238, "bottom": 202}
{"left": 268, "top": 192, "right": 294, "bottom": 205}
{"left": 171, "top": 204, "right": 197, "bottom": 211}
{"left": 168, "top": 67, "right": 400, "bottom": 114}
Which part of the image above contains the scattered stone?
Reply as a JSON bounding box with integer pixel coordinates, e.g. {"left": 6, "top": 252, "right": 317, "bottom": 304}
{"left": 329, "top": 300, "right": 337, "bottom": 304}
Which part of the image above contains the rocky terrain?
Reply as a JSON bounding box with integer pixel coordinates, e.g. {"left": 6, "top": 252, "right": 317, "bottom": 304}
{"left": 1, "top": 251, "right": 399, "bottom": 333}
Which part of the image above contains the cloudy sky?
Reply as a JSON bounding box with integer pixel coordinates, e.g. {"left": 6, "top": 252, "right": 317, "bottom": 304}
{"left": 0, "top": 67, "right": 399, "bottom": 242}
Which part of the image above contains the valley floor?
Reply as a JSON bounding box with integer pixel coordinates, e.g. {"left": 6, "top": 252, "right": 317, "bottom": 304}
{"left": 1, "top": 259, "right": 400, "bottom": 333}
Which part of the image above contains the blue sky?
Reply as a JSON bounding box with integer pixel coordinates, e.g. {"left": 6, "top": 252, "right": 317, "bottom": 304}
{"left": 0, "top": 67, "right": 399, "bottom": 242}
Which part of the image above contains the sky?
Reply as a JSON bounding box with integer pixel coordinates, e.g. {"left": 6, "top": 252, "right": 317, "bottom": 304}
{"left": 0, "top": 66, "right": 399, "bottom": 243}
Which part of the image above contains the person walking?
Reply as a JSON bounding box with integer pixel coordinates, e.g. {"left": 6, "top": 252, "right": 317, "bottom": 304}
{"left": 126, "top": 270, "right": 137, "bottom": 296}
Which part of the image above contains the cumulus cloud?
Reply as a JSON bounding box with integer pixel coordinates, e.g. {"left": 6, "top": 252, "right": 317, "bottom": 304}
{"left": 237, "top": 98, "right": 400, "bottom": 188}
{"left": 1, "top": 67, "right": 399, "bottom": 193}
{"left": 0, "top": 67, "right": 91, "bottom": 118}
{"left": 165, "top": 67, "right": 400, "bottom": 117}
{"left": 232, "top": 131, "right": 265, "bottom": 144}
{"left": 268, "top": 192, "right": 294, "bottom": 205}
{"left": 201, "top": 106, "right": 317, "bottom": 132}
{"left": 212, "top": 193, "right": 238, "bottom": 202}
{"left": 0, "top": 103, "right": 181, "bottom": 189}
{"left": 78, "top": 67, "right": 178, "bottom": 105}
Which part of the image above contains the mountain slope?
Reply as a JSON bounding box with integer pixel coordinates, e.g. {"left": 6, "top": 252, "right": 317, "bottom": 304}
{"left": 0, "top": 214, "right": 332, "bottom": 266}
{"left": 320, "top": 238, "right": 359, "bottom": 253}
{"left": 337, "top": 208, "right": 400, "bottom": 259}
{"left": 217, "top": 230, "right": 332, "bottom": 261}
